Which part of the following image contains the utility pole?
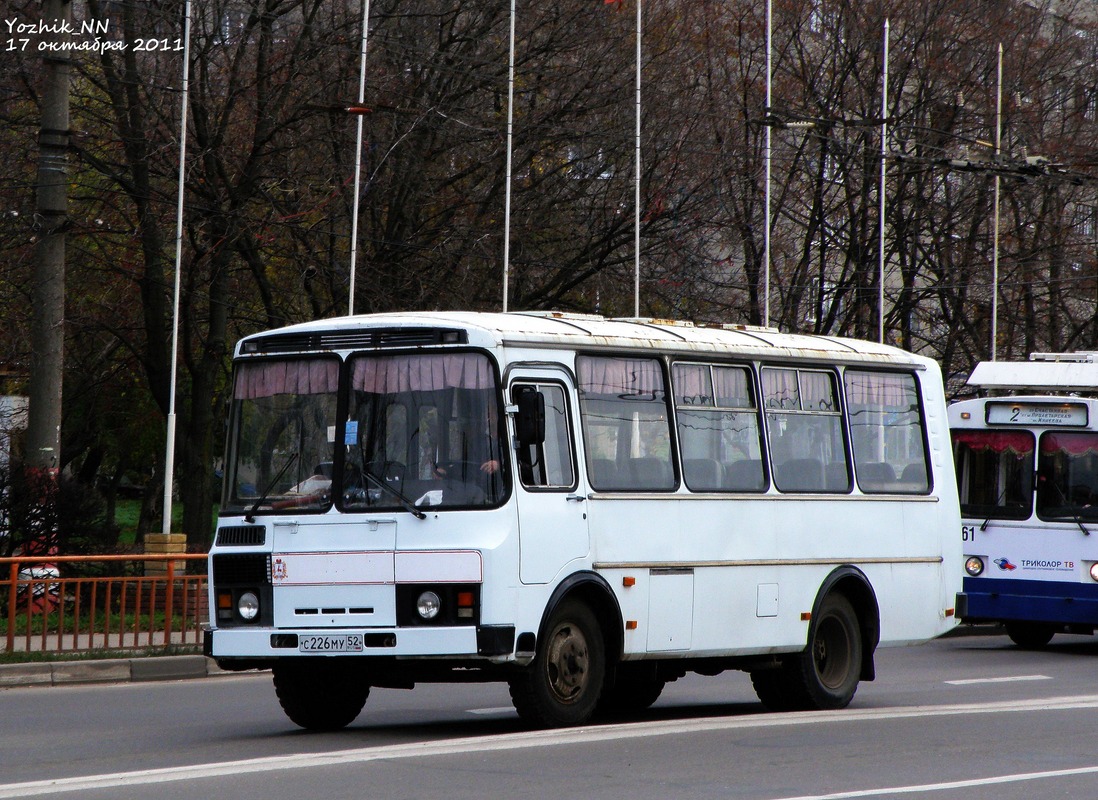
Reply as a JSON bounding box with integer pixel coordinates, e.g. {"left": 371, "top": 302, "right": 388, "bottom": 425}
{"left": 25, "top": 0, "right": 72, "bottom": 534}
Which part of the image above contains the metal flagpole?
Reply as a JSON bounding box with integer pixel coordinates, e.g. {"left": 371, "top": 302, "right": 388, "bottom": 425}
{"left": 503, "top": 0, "right": 515, "bottom": 313}
{"left": 162, "top": 0, "right": 192, "bottom": 535}
{"left": 348, "top": 0, "right": 371, "bottom": 316}
{"left": 764, "top": 0, "right": 772, "bottom": 328}
{"left": 633, "top": 0, "right": 642, "bottom": 318}
{"left": 877, "top": 18, "right": 888, "bottom": 344}
{"left": 991, "top": 43, "right": 1002, "bottom": 361}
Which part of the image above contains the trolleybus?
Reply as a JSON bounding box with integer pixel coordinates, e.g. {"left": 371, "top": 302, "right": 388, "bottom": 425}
{"left": 951, "top": 352, "right": 1098, "bottom": 646}
{"left": 206, "top": 311, "right": 961, "bottom": 729}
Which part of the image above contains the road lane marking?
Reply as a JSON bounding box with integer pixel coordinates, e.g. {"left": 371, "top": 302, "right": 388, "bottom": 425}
{"left": 945, "top": 674, "right": 1051, "bottom": 685}
{"left": 467, "top": 706, "right": 515, "bottom": 715}
{"left": 770, "top": 764, "right": 1098, "bottom": 799}
{"left": 5, "top": 695, "right": 1098, "bottom": 797}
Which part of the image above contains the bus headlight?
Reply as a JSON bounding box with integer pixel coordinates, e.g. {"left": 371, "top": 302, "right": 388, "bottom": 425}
{"left": 1089, "top": 563, "right": 1098, "bottom": 583}
{"left": 238, "top": 591, "right": 260, "bottom": 621}
{"left": 965, "top": 556, "right": 985, "bottom": 577}
{"left": 416, "top": 591, "right": 441, "bottom": 620}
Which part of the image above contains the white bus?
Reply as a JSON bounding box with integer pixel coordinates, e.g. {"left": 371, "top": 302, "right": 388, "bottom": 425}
{"left": 951, "top": 352, "right": 1098, "bottom": 647}
{"left": 206, "top": 312, "right": 961, "bottom": 729}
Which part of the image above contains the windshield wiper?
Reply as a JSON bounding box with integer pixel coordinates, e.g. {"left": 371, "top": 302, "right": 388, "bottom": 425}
{"left": 244, "top": 453, "right": 298, "bottom": 523}
{"left": 980, "top": 485, "right": 1014, "bottom": 531}
{"left": 363, "top": 468, "right": 427, "bottom": 520}
{"left": 1041, "top": 480, "right": 1091, "bottom": 536}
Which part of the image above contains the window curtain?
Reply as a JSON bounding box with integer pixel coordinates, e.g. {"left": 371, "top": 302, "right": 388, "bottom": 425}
{"left": 352, "top": 353, "right": 494, "bottom": 393}
{"left": 762, "top": 368, "right": 799, "bottom": 409}
{"left": 579, "top": 356, "right": 664, "bottom": 398}
{"left": 1039, "top": 432, "right": 1098, "bottom": 457}
{"left": 845, "top": 371, "right": 912, "bottom": 409}
{"left": 234, "top": 359, "right": 339, "bottom": 400}
{"left": 952, "top": 430, "right": 1035, "bottom": 455}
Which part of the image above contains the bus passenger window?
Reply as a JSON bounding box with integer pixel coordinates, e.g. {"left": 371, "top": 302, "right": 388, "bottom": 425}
{"left": 844, "top": 370, "right": 931, "bottom": 494}
{"left": 672, "top": 362, "right": 765, "bottom": 492}
{"left": 763, "top": 367, "right": 850, "bottom": 493}
{"left": 512, "top": 383, "right": 575, "bottom": 490}
{"left": 578, "top": 355, "right": 675, "bottom": 491}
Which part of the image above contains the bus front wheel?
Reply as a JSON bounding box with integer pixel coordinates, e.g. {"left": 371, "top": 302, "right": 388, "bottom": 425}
{"left": 509, "top": 600, "right": 606, "bottom": 728}
{"left": 273, "top": 660, "right": 369, "bottom": 731}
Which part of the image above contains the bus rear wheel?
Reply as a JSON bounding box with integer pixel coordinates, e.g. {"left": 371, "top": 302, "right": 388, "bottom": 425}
{"left": 273, "top": 660, "right": 369, "bottom": 731}
{"left": 509, "top": 600, "right": 606, "bottom": 728}
{"left": 751, "top": 593, "right": 862, "bottom": 711}
{"left": 1005, "top": 622, "right": 1055, "bottom": 649}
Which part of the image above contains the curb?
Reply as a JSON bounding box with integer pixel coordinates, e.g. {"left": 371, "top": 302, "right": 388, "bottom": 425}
{"left": 0, "top": 655, "right": 238, "bottom": 689}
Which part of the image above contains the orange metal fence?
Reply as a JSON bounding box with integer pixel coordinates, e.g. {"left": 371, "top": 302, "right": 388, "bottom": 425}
{"left": 2, "top": 554, "right": 209, "bottom": 655}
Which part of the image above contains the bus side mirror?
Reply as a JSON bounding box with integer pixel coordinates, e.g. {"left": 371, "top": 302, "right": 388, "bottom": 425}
{"left": 515, "top": 389, "right": 546, "bottom": 447}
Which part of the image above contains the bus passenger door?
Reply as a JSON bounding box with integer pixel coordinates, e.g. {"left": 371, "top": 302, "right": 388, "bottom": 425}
{"left": 510, "top": 374, "right": 590, "bottom": 584}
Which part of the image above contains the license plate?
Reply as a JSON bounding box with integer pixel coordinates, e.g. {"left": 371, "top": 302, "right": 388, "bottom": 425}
{"left": 298, "top": 633, "right": 364, "bottom": 653}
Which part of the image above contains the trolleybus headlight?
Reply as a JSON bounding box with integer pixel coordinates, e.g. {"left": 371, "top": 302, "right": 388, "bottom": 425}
{"left": 416, "top": 591, "right": 441, "bottom": 620}
{"left": 237, "top": 591, "right": 260, "bottom": 621}
{"left": 964, "top": 556, "right": 985, "bottom": 577}
{"left": 1089, "top": 563, "right": 1098, "bottom": 583}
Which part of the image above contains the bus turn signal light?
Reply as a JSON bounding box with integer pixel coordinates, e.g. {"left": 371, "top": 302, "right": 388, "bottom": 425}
{"left": 457, "top": 591, "right": 475, "bottom": 618}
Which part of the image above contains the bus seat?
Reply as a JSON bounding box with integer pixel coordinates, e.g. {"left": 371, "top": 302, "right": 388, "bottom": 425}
{"left": 629, "top": 457, "right": 673, "bottom": 489}
{"left": 684, "top": 458, "right": 723, "bottom": 491}
{"left": 776, "top": 458, "right": 824, "bottom": 492}
{"left": 723, "top": 459, "right": 765, "bottom": 491}
{"left": 590, "top": 458, "right": 621, "bottom": 489}
{"left": 857, "top": 461, "right": 894, "bottom": 491}
{"left": 900, "top": 462, "right": 928, "bottom": 490}
{"left": 825, "top": 462, "right": 851, "bottom": 491}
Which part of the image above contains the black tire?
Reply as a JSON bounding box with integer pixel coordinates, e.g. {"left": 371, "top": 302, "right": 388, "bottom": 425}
{"left": 597, "top": 668, "right": 666, "bottom": 716}
{"left": 1005, "top": 622, "right": 1056, "bottom": 649}
{"left": 796, "top": 593, "right": 862, "bottom": 709}
{"left": 752, "top": 593, "right": 862, "bottom": 712}
{"left": 509, "top": 600, "right": 606, "bottom": 728}
{"left": 272, "top": 660, "right": 369, "bottom": 731}
{"left": 750, "top": 667, "right": 804, "bottom": 712}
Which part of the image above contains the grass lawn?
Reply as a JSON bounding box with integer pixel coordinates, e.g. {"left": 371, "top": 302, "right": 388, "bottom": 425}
{"left": 112, "top": 500, "right": 215, "bottom": 549}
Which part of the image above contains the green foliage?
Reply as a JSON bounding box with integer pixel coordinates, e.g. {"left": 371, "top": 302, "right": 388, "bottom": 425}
{"left": 0, "top": 644, "right": 203, "bottom": 665}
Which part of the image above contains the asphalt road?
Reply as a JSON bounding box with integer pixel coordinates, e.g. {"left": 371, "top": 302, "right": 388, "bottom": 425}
{"left": 4, "top": 630, "right": 1098, "bottom": 799}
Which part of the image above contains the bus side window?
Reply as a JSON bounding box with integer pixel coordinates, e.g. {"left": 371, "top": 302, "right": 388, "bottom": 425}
{"left": 844, "top": 370, "right": 930, "bottom": 495}
{"left": 672, "top": 362, "right": 766, "bottom": 493}
{"left": 512, "top": 383, "right": 576, "bottom": 490}
{"left": 763, "top": 367, "right": 850, "bottom": 494}
{"left": 578, "top": 355, "right": 675, "bottom": 492}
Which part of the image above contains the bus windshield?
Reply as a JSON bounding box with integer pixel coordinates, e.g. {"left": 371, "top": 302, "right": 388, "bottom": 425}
{"left": 224, "top": 358, "right": 341, "bottom": 515}
{"left": 223, "top": 352, "right": 507, "bottom": 516}
{"left": 952, "top": 429, "right": 1034, "bottom": 520}
{"left": 343, "top": 352, "right": 506, "bottom": 511}
{"left": 1036, "top": 432, "right": 1098, "bottom": 521}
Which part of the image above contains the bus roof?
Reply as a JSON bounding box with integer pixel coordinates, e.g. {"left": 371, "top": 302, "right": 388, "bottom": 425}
{"left": 235, "top": 311, "right": 927, "bottom": 367}
{"left": 968, "top": 356, "right": 1098, "bottom": 391}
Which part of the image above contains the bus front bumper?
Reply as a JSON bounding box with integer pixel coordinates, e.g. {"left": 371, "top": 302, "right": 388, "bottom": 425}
{"left": 204, "top": 624, "right": 515, "bottom": 661}
{"left": 957, "top": 576, "right": 1098, "bottom": 626}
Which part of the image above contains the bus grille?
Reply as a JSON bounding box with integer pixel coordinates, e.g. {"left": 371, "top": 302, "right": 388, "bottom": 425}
{"left": 216, "top": 525, "right": 266, "bottom": 547}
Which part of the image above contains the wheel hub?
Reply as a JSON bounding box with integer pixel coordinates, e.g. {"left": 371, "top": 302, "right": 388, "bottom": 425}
{"left": 546, "top": 623, "right": 589, "bottom": 702}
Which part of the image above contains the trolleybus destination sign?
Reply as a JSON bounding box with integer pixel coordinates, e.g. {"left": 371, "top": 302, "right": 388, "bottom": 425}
{"left": 985, "top": 401, "right": 1088, "bottom": 427}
